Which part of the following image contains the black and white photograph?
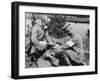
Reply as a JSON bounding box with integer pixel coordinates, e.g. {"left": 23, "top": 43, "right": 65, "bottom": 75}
{"left": 25, "top": 13, "right": 90, "bottom": 68}
{"left": 11, "top": 2, "right": 97, "bottom": 79}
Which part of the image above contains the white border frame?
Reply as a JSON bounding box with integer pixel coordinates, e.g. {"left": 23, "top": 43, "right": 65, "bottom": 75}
{"left": 19, "top": 5, "right": 95, "bottom": 76}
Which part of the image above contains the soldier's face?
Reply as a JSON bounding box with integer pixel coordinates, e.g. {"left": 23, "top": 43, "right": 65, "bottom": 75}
{"left": 35, "top": 19, "right": 42, "bottom": 25}
{"left": 65, "top": 26, "right": 73, "bottom": 35}
{"left": 41, "top": 20, "right": 46, "bottom": 26}
{"left": 42, "top": 22, "right": 46, "bottom": 26}
{"left": 67, "top": 25, "right": 72, "bottom": 31}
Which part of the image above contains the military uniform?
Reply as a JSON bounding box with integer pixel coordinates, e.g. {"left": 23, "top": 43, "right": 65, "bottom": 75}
{"left": 31, "top": 23, "right": 53, "bottom": 67}
{"left": 31, "top": 24, "right": 45, "bottom": 53}
{"left": 65, "top": 33, "right": 84, "bottom": 65}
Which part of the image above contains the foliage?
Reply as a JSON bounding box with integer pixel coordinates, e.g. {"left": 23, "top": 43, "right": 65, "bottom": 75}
{"left": 48, "top": 15, "right": 66, "bottom": 38}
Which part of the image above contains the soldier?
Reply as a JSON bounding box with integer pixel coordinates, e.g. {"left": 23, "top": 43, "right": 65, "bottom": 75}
{"left": 62, "top": 24, "right": 84, "bottom": 66}
{"left": 30, "top": 17, "right": 53, "bottom": 67}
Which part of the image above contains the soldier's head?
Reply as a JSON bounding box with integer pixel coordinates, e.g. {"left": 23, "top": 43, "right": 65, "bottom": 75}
{"left": 41, "top": 16, "right": 51, "bottom": 31}
{"left": 35, "top": 19, "right": 42, "bottom": 26}
{"left": 62, "top": 23, "right": 74, "bottom": 36}
{"left": 41, "top": 15, "right": 51, "bottom": 26}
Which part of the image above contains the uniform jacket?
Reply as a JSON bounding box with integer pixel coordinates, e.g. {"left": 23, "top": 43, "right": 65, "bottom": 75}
{"left": 31, "top": 24, "right": 45, "bottom": 53}
{"left": 66, "top": 33, "right": 84, "bottom": 64}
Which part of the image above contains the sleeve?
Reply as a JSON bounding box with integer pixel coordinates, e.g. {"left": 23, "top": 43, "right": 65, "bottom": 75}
{"left": 31, "top": 26, "right": 41, "bottom": 48}
{"left": 46, "top": 35, "right": 53, "bottom": 43}
{"left": 72, "top": 34, "right": 83, "bottom": 51}
{"left": 71, "top": 34, "right": 84, "bottom": 62}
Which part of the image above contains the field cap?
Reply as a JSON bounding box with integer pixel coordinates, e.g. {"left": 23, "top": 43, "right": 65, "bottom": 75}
{"left": 62, "top": 23, "right": 71, "bottom": 30}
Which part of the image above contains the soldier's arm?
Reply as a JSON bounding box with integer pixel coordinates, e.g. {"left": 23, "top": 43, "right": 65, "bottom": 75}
{"left": 31, "top": 26, "right": 46, "bottom": 50}
{"left": 73, "top": 34, "right": 83, "bottom": 52}
{"left": 71, "top": 34, "right": 84, "bottom": 62}
{"left": 31, "top": 27, "right": 41, "bottom": 47}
